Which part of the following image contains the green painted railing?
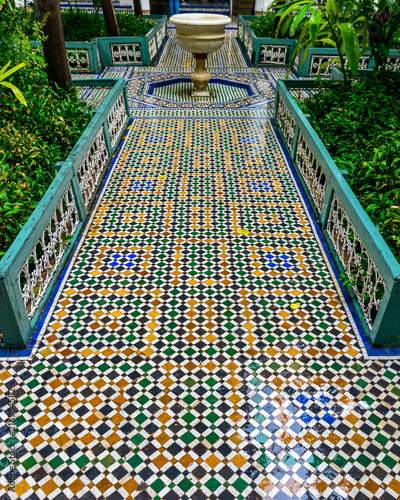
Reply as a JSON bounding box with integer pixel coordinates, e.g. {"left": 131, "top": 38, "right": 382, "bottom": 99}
{"left": 238, "top": 15, "right": 400, "bottom": 76}
{"left": 274, "top": 79, "right": 400, "bottom": 347}
{"left": 65, "top": 41, "right": 102, "bottom": 73}
{"left": 30, "top": 15, "right": 167, "bottom": 73}
{"left": 238, "top": 15, "right": 296, "bottom": 67}
{"left": 292, "top": 47, "right": 371, "bottom": 77}
{"left": 97, "top": 15, "right": 168, "bottom": 67}
{"left": 0, "top": 78, "right": 130, "bottom": 350}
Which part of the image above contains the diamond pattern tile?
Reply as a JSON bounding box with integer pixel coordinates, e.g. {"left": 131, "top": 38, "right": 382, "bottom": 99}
{"left": 1, "top": 21, "right": 400, "bottom": 500}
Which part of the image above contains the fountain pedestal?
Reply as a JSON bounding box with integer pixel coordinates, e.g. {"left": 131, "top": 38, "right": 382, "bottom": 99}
{"left": 169, "top": 14, "right": 231, "bottom": 98}
{"left": 191, "top": 54, "right": 211, "bottom": 97}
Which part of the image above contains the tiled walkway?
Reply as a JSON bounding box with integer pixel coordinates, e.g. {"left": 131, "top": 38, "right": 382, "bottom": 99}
{"left": 1, "top": 27, "right": 400, "bottom": 500}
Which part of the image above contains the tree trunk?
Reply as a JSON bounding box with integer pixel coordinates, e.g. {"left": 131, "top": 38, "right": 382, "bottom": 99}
{"left": 100, "top": 0, "right": 119, "bottom": 37}
{"left": 36, "top": 0, "right": 73, "bottom": 94}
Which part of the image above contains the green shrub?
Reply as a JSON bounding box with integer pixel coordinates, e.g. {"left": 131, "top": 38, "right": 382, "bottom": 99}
{"left": 61, "top": 10, "right": 156, "bottom": 42}
{"left": 391, "top": 24, "right": 400, "bottom": 48}
{"left": 249, "top": 11, "right": 305, "bottom": 39}
{"left": 249, "top": 12, "right": 276, "bottom": 38}
{"left": 0, "top": 8, "right": 93, "bottom": 258}
{"left": 299, "top": 77, "right": 400, "bottom": 262}
{"left": 116, "top": 12, "right": 156, "bottom": 37}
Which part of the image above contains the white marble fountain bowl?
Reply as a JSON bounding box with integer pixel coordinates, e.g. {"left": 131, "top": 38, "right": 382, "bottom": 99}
{"left": 170, "top": 13, "right": 232, "bottom": 54}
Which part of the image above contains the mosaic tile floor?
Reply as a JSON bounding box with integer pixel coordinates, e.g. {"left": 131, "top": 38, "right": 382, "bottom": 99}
{"left": 1, "top": 24, "right": 400, "bottom": 500}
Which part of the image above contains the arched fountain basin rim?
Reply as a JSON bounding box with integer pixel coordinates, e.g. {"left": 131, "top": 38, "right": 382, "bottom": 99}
{"left": 170, "top": 14, "right": 232, "bottom": 26}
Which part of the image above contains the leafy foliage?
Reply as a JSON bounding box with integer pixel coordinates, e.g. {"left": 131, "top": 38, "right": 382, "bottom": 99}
{"left": 61, "top": 11, "right": 156, "bottom": 42}
{"left": 249, "top": 10, "right": 305, "bottom": 39}
{"left": 0, "top": 61, "right": 27, "bottom": 105}
{"left": 269, "top": 0, "right": 375, "bottom": 81}
{"left": 0, "top": 7, "right": 93, "bottom": 257}
{"left": 300, "top": 77, "right": 400, "bottom": 261}
{"left": 367, "top": 0, "right": 400, "bottom": 67}
{"left": 392, "top": 23, "right": 400, "bottom": 47}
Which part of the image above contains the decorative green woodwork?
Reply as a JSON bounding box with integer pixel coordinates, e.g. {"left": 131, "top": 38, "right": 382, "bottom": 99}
{"left": 65, "top": 41, "right": 101, "bottom": 73}
{"left": 274, "top": 79, "right": 400, "bottom": 347}
{"left": 30, "top": 15, "right": 167, "bottom": 73}
{"left": 0, "top": 78, "right": 130, "bottom": 349}
{"left": 238, "top": 15, "right": 296, "bottom": 67}
{"left": 97, "top": 15, "right": 167, "bottom": 67}
{"left": 238, "top": 15, "right": 400, "bottom": 76}
{"left": 292, "top": 48, "right": 372, "bottom": 77}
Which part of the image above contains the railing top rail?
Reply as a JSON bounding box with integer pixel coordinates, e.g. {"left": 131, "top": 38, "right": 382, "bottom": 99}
{"left": 72, "top": 78, "right": 120, "bottom": 87}
{"left": 0, "top": 78, "right": 127, "bottom": 278}
{"left": 276, "top": 79, "right": 400, "bottom": 283}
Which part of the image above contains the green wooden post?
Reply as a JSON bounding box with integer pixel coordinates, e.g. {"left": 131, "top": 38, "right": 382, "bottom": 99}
{"left": 290, "top": 124, "right": 300, "bottom": 162}
{"left": 103, "top": 122, "right": 113, "bottom": 157}
{"left": 0, "top": 277, "right": 31, "bottom": 349}
{"left": 123, "top": 86, "right": 130, "bottom": 119}
{"left": 71, "top": 173, "right": 88, "bottom": 221}
{"left": 370, "top": 279, "right": 400, "bottom": 347}
{"left": 319, "top": 183, "right": 334, "bottom": 229}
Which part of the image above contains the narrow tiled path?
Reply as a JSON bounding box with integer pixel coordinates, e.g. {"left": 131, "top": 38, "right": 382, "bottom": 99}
{"left": 1, "top": 25, "right": 400, "bottom": 500}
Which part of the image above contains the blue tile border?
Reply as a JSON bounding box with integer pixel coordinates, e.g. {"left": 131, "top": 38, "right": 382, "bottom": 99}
{"left": 147, "top": 77, "right": 254, "bottom": 96}
{"left": 235, "top": 37, "right": 250, "bottom": 68}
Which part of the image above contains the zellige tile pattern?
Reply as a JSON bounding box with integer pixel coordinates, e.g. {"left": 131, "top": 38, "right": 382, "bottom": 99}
{"left": 1, "top": 21, "right": 400, "bottom": 500}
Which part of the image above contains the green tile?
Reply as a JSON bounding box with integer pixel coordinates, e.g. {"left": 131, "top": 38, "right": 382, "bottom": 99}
{"left": 257, "top": 454, "right": 272, "bottom": 467}
{"left": 131, "top": 434, "right": 145, "bottom": 445}
{"left": 127, "top": 455, "right": 143, "bottom": 468}
{"left": 181, "top": 431, "right": 196, "bottom": 444}
{"left": 382, "top": 454, "right": 396, "bottom": 469}
{"left": 151, "top": 478, "right": 165, "bottom": 494}
{"left": 22, "top": 456, "right": 37, "bottom": 470}
{"left": 375, "top": 434, "right": 389, "bottom": 446}
{"left": 101, "top": 455, "right": 116, "bottom": 468}
{"left": 206, "top": 431, "right": 220, "bottom": 445}
{"left": 308, "top": 454, "right": 323, "bottom": 468}
{"left": 232, "top": 477, "right": 248, "bottom": 493}
{"left": 205, "top": 478, "right": 221, "bottom": 493}
{"left": 182, "top": 413, "right": 196, "bottom": 424}
{"left": 178, "top": 478, "right": 193, "bottom": 493}
{"left": 282, "top": 454, "right": 296, "bottom": 467}
{"left": 49, "top": 456, "right": 64, "bottom": 470}
{"left": 356, "top": 454, "right": 371, "bottom": 467}
{"left": 75, "top": 455, "right": 90, "bottom": 469}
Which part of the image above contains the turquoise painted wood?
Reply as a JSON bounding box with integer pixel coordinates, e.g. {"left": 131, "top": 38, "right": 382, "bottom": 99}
{"left": 96, "top": 15, "right": 167, "bottom": 67}
{"left": 0, "top": 78, "right": 130, "bottom": 350}
{"left": 293, "top": 47, "right": 372, "bottom": 77}
{"left": 30, "top": 41, "right": 101, "bottom": 73}
{"left": 65, "top": 41, "right": 101, "bottom": 73}
{"left": 367, "top": 49, "right": 400, "bottom": 71}
{"left": 274, "top": 79, "right": 400, "bottom": 347}
{"left": 238, "top": 15, "right": 296, "bottom": 67}
{"left": 30, "top": 15, "right": 167, "bottom": 72}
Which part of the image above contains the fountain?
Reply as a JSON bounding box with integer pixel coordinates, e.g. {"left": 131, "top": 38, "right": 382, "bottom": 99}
{"left": 169, "top": 13, "right": 232, "bottom": 97}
